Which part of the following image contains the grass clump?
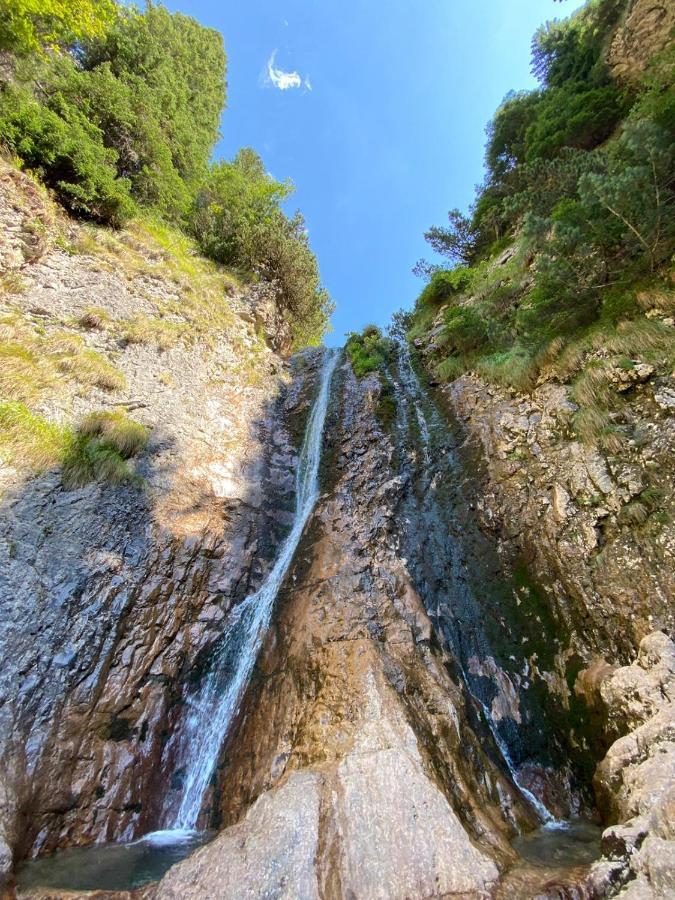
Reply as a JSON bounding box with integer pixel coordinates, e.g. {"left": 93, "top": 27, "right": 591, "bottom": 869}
{"left": 0, "top": 401, "right": 70, "bottom": 471}
{"left": 61, "top": 410, "right": 149, "bottom": 488}
{"left": 77, "top": 307, "right": 110, "bottom": 330}
{"left": 120, "top": 315, "right": 186, "bottom": 350}
{"left": 0, "top": 312, "right": 127, "bottom": 399}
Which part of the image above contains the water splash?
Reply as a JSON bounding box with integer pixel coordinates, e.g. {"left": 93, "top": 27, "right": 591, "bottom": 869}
{"left": 170, "top": 349, "right": 340, "bottom": 829}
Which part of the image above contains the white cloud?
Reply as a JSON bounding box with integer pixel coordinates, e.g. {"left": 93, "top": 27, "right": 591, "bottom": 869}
{"left": 304, "top": 76, "right": 312, "bottom": 91}
{"left": 265, "top": 51, "right": 302, "bottom": 90}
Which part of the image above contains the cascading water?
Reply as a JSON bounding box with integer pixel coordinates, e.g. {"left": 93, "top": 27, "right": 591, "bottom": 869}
{"left": 167, "top": 348, "right": 340, "bottom": 831}
{"left": 389, "top": 338, "right": 559, "bottom": 826}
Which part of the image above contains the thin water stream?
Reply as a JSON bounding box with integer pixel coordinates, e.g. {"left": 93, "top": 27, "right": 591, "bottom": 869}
{"left": 389, "top": 338, "right": 566, "bottom": 826}
{"left": 17, "top": 349, "right": 340, "bottom": 893}
{"left": 167, "top": 347, "right": 340, "bottom": 831}
{"left": 16, "top": 344, "right": 604, "bottom": 895}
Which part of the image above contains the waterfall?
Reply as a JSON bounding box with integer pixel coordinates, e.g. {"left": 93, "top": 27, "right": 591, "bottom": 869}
{"left": 168, "top": 349, "right": 340, "bottom": 831}
{"left": 391, "top": 339, "right": 559, "bottom": 826}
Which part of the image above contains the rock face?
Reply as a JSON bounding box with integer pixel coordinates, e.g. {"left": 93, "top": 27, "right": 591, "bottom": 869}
{"left": 151, "top": 361, "right": 535, "bottom": 899}
{"left": 584, "top": 632, "right": 675, "bottom": 898}
{"left": 608, "top": 0, "right": 675, "bottom": 82}
{"left": 2, "top": 158, "right": 674, "bottom": 900}
{"left": 444, "top": 375, "right": 674, "bottom": 663}
{"left": 0, "top": 163, "right": 307, "bottom": 880}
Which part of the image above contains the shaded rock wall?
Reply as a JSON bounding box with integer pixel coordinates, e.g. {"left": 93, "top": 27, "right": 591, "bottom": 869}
{"left": 444, "top": 373, "right": 674, "bottom": 662}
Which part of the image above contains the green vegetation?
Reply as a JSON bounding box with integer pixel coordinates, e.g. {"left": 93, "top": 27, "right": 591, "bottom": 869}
{"left": 345, "top": 325, "right": 397, "bottom": 429}
{"left": 409, "top": 0, "right": 675, "bottom": 450}
{"left": 190, "top": 150, "right": 334, "bottom": 349}
{"left": 0, "top": 402, "right": 148, "bottom": 487}
{"left": 345, "top": 325, "right": 393, "bottom": 377}
{"left": 61, "top": 410, "right": 149, "bottom": 487}
{"left": 0, "top": 400, "right": 70, "bottom": 471}
{"left": 0, "top": 0, "right": 332, "bottom": 346}
{"left": 0, "top": 310, "right": 127, "bottom": 401}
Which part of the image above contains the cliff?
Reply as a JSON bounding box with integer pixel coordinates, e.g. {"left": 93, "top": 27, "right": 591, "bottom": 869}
{"left": 0, "top": 160, "right": 301, "bottom": 877}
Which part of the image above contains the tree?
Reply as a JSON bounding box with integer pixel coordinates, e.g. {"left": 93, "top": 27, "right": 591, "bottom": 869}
{"left": 579, "top": 119, "right": 674, "bottom": 271}
{"left": 190, "top": 150, "right": 292, "bottom": 269}
{"left": 423, "top": 209, "right": 478, "bottom": 266}
{"left": 189, "top": 150, "right": 333, "bottom": 348}
{"left": 0, "top": 0, "right": 116, "bottom": 55}
{"left": 80, "top": 2, "right": 226, "bottom": 209}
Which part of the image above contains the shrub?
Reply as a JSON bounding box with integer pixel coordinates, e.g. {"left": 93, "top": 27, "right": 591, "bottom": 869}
{"left": 345, "top": 325, "right": 392, "bottom": 377}
{"left": 441, "top": 305, "right": 489, "bottom": 355}
{"left": 0, "top": 84, "right": 135, "bottom": 225}
{"left": 191, "top": 150, "right": 333, "bottom": 348}
{"left": 417, "top": 268, "right": 473, "bottom": 308}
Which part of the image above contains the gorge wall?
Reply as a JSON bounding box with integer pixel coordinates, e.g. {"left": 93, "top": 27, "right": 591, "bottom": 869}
{"left": 0, "top": 162, "right": 307, "bottom": 879}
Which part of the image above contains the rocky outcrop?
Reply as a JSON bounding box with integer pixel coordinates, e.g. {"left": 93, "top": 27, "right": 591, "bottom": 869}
{"left": 0, "top": 162, "right": 308, "bottom": 883}
{"left": 147, "top": 362, "right": 541, "bottom": 899}
{"left": 444, "top": 374, "right": 674, "bottom": 663}
{"left": 582, "top": 632, "right": 675, "bottom": 898}
{"left": 608, "top": 0, "right": 675, "bottom": 82}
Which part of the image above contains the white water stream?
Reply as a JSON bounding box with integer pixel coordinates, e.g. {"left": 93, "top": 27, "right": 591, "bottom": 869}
{"left": 166, "top": 349, "right": 339, "bottom": 830}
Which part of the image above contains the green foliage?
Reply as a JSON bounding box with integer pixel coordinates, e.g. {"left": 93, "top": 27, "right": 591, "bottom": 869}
{"left": 630, "top": 46, "right": 675, "bottom": 133}
{"left": 524, "top": 81, "right": 626, "bottom": 161}
{"left": 0, "top": 83, "right": 135, "bottom": 225}
{"left": 0, "top": 2, "right": 328, "bottom": 346}
{"left": 440, "top": 305, "right": 489, "bottom": 355}
{"left": 0, "top": 0, "right": 116, "bottom": 56}
{"left": 0, "top": 1, "right": 226, "bottom": 222}
{"left": 61, "top": 409, "right": 149, "bottom": 487}
{"left": 0, "top": 400, "right": 69, "bottom": 470}
{"left": 408, "top": 0, "right": 675, "bottom": 419}
{"left": 486, "top": 90, "right": 542, "bottom": 180}
{"left": 345, "top": 325, "right": 392, "bottom": 378}
{"left": 81, "top": 2, "right": 226, "bottom": 213}
{"left": 417, "top": 268, "right": 473, "bottom": 308}
{"left": 190, "top": 150, "right": 292, "bottom": 268}
{"left": 418, "top": 209, "right": 478, "bottom": 269}
{"left": 190, "top": 150, "right": 333, "bottom": 347}
{"left": 531, "top": 0, "right": 625, "bottom": 88}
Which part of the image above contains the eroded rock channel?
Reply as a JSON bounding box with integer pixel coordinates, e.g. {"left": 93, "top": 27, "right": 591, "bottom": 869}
{"left": 3, "top": 338, "right": 673, "bottom": 900}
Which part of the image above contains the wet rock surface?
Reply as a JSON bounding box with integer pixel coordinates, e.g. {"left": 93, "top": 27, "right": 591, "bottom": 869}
{"left": 146, "top": 360, "right": 536, "bottom": 899}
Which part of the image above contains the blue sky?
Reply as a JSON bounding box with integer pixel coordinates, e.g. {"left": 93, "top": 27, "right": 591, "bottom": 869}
{"left": 165, "top": 0, "right": 584, "bottom": 346}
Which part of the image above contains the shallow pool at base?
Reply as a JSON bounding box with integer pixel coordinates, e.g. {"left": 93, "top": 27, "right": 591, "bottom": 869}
{"left": 512, "top": 818, "right": 602, "bottom": 867}
{"left": 17, "top": 830, "right": 211, "bottom": 892}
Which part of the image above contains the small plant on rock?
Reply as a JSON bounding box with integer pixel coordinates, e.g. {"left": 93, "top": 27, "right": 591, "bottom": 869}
{"left": 61, "top": 409, "right": 149, "bottom": 488}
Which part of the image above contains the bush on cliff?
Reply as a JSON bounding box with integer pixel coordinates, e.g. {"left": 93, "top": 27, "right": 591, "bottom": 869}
{"left": 346, "top": 325, "right": 393, "bottom": 377}
{"left": 0, "top": 0, "right": 333, "bottom": 345}
{"left": 190, "top": 150, "right": 334, "bottom": 348}
{"left": 409, "top": 0, "right": 675, "bottom": 400}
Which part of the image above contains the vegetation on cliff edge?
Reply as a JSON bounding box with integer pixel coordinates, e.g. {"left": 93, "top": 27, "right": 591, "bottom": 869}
{"left": 0, "top": 0, "right": 332, "bottom": 347}
{"left": 409, "top": 0, "right": 674, "bottom": 425}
